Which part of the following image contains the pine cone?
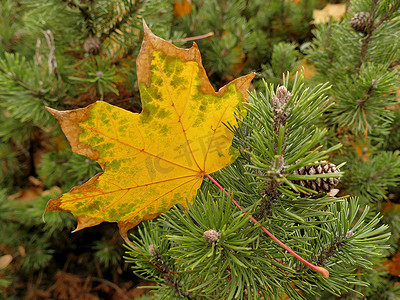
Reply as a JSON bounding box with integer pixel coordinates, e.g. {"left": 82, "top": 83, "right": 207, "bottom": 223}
{"left": 83, "top": 36, "right": 102, "bottom": 55}
{"left": 349, "top": 12, "right": 370, "bottom": 33}
{"left": 293, "top": 161, "right": 340, "bottom": 194}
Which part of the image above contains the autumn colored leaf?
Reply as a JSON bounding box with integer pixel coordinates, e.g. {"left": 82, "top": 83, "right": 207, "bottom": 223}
{"left": 384, "top": 251, "right": 400, "bottom": 276}
{"left": 174, "top": 0, "right": 193, "bottom": 18}
{"left": 312, "top": 4, "right": 347, "bottom": 24}
{"left": 45, "top": 21, "right": 255, "bottom": 238}
{"left": 296, "top": 59, "right": 316, "bottom": 80}
{"left": 0, "top": 254, "right": 12, "bottom": 269}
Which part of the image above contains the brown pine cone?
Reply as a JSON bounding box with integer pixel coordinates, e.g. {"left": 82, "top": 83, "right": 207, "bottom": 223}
{"left": 83, "top": 36, "right": 102, "bottom": 55}
{"left": 293, "top": 161, "right": 340, "bottom": 194}
{"left": 350, "top": 12, "right": 370, "bottom": 33}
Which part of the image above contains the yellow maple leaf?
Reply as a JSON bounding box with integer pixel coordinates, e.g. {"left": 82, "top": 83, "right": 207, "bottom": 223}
{"left": 45, "top": 21, "right": 255, "bottom": 239}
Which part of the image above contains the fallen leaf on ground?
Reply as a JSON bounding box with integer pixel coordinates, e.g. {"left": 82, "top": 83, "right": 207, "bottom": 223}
{"left": 174, "top": 0, "right": 193, "bottom": 18}
{"left": 296, "top": 59, "right": 316, "bottom": 79}
{"left": 313, "top": 4, "right": 347, "bottom": 24}
{"left": 45, "top": 21, "right": 254, "bottom": 239}
{"left": 126, "top": 280, "right": 156, "bottom": 298}
{"left": 384, "top": 251, "right": 400, "bottom": 276}
{"left": 8, "top": 186, "right": 44, "bottom": 202}
{"left": 0, "top": 254, "right": 12, "bottom": 269}
{"left": 18, "top": 245, "right": 26, "bottom": 258}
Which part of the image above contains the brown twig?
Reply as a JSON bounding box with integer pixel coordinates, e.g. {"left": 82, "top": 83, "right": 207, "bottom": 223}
{"left": 41, "top": 30, "right": 59, "bottom": 77}
{"left": 355, "top": 78, "right": 379, "bottom": 136}
{"left": 316, "top": 231, "right": 353, "bottom": 266}
{"left": 92, "top": 277, "right": 129, "bottom": 300}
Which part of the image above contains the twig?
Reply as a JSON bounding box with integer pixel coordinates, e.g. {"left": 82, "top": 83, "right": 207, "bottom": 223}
{"left": 389, "top": 59, "right": 400, "bottom": 69}
{"left": 122, "top": 236, "right": 165, "bottom": 273}
{"left": 62, "top": 0, "right": 94, "bottom": 35}
{"left": 92, "top": 277, "right": 129, "bottom": 299}
{"left": 314, "top": 231, "right": 353, "bottom": 267}
{"left": 356, "top": 79, "right": 378, "bottom": 136}
{"left": 41, "top": 30, "right": 58, "bottom": 76}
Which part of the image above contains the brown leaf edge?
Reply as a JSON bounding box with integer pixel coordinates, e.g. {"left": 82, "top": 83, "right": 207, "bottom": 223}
{"left": 138, "top": 20, "right": 255, "bottom": 106}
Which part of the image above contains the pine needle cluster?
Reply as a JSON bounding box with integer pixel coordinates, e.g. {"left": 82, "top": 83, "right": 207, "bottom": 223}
{"left": 125, "top": 74, "right": 390, "bottom": 299}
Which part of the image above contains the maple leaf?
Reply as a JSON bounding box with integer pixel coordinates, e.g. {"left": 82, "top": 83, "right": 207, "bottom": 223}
{"left": 45, "top": 21, "right": 255, "bottom": 239}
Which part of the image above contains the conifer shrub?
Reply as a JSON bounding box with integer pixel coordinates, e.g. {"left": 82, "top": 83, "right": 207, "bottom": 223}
{"left": 0, "top": 0, "right": 399, "bottom": 299}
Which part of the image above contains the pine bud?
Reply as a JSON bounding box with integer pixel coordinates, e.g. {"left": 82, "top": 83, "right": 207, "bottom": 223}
{"left": 148, "top": 244, "right": 157, "bottom": 256}
{"left": 96, "top": 71, "right": 104, "bottom": 78}
{"left": 83, "top": 36, "right": 102, "bottom": 55}
{"left": 203, "top": 229, "right": 220, "bottom": 244}
{"left": 276, "top": 86, "right": 289, "bottom": 101}
{"left": 276, "top": 155, "right": 285, "bottom": 172}
{"left": 272, "top": 86, "right": 291, "bottom": 114}
{"left": 350, "top": 12, "right": 370, "bottom": 33}
{"left": 272, "top": 85, "right": 292, "bottom": 139}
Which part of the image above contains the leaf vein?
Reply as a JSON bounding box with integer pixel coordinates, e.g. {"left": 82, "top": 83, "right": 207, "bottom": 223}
{"left": 62, "top": 174, "right": 199, "bottom": 204}
{"left": 155, "top": 60, "right": 202, "bottom": 171}
{"left": 81, "top": 124, "right": 198, "bottom": 173}
{"left": 202, "top": 98, "right": 233, "bottom": 170}
{"left": 125, "top": 176, "right": 201, "bottom": 221}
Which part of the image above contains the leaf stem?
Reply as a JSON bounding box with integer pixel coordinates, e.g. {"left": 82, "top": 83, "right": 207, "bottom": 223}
{"left": 205, "top": 173, "right": 329, "bottom": 278}
{"left": 169, "top": 32, "right": 214, "bottom": 43}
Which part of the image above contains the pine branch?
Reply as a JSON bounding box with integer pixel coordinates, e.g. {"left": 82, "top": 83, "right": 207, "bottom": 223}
{"left": 316, "top": 230, "right": 354, "bottom": 266}
{"left": 355, "top": 0, "right": 400, "bottom": 74}
{"left": 100, "top": 0, "right": 144, "bottom": 41}
{"left": 206, "top": 173, "right": 330, "bottom": 278}
{"left": 356, "top": 79, "right": 378, "bottom": 135}
{"left": 372, "top": 1, "right": 400, "bottom": 31}
{"left": 0, "top": 66, "right": 57, "bottom": 102}
{"left": 0, "top": 67, "right": 29, "bottom": 91}
{"left": 162, "top": 273, "right": 192, "bottom": 300}
{"left": 325, "top": 22, "right": 335, "bottom": 69}
{"left": 146, "top": 246, "right": 191, "bottom": 298}
{"left": 62, "top": 0, "right": 95, "bottom": 35}
{"left": 125, "top": 236, "right": 192, "bottom": 299}
{"left": 354, "top": 0, "right": 378, "bottom": 74}
{"left": 356, "top": 79, "right": 377, "bottom": 108}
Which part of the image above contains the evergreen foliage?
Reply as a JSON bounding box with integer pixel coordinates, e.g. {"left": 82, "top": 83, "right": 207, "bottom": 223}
{"left": 125, "top": 74, "right": 389, "bottom": 299}
{"left": 173, "top": 0, "right": 317, "bottom": 85}
{"left": 260, "top": 42, "right": 302, "bottom": 86}
{"left": 37, "top": 149, "right": 101, "bottom": 190}
{"left": 304, "top": 0, "right": 400, "bottom": 297}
